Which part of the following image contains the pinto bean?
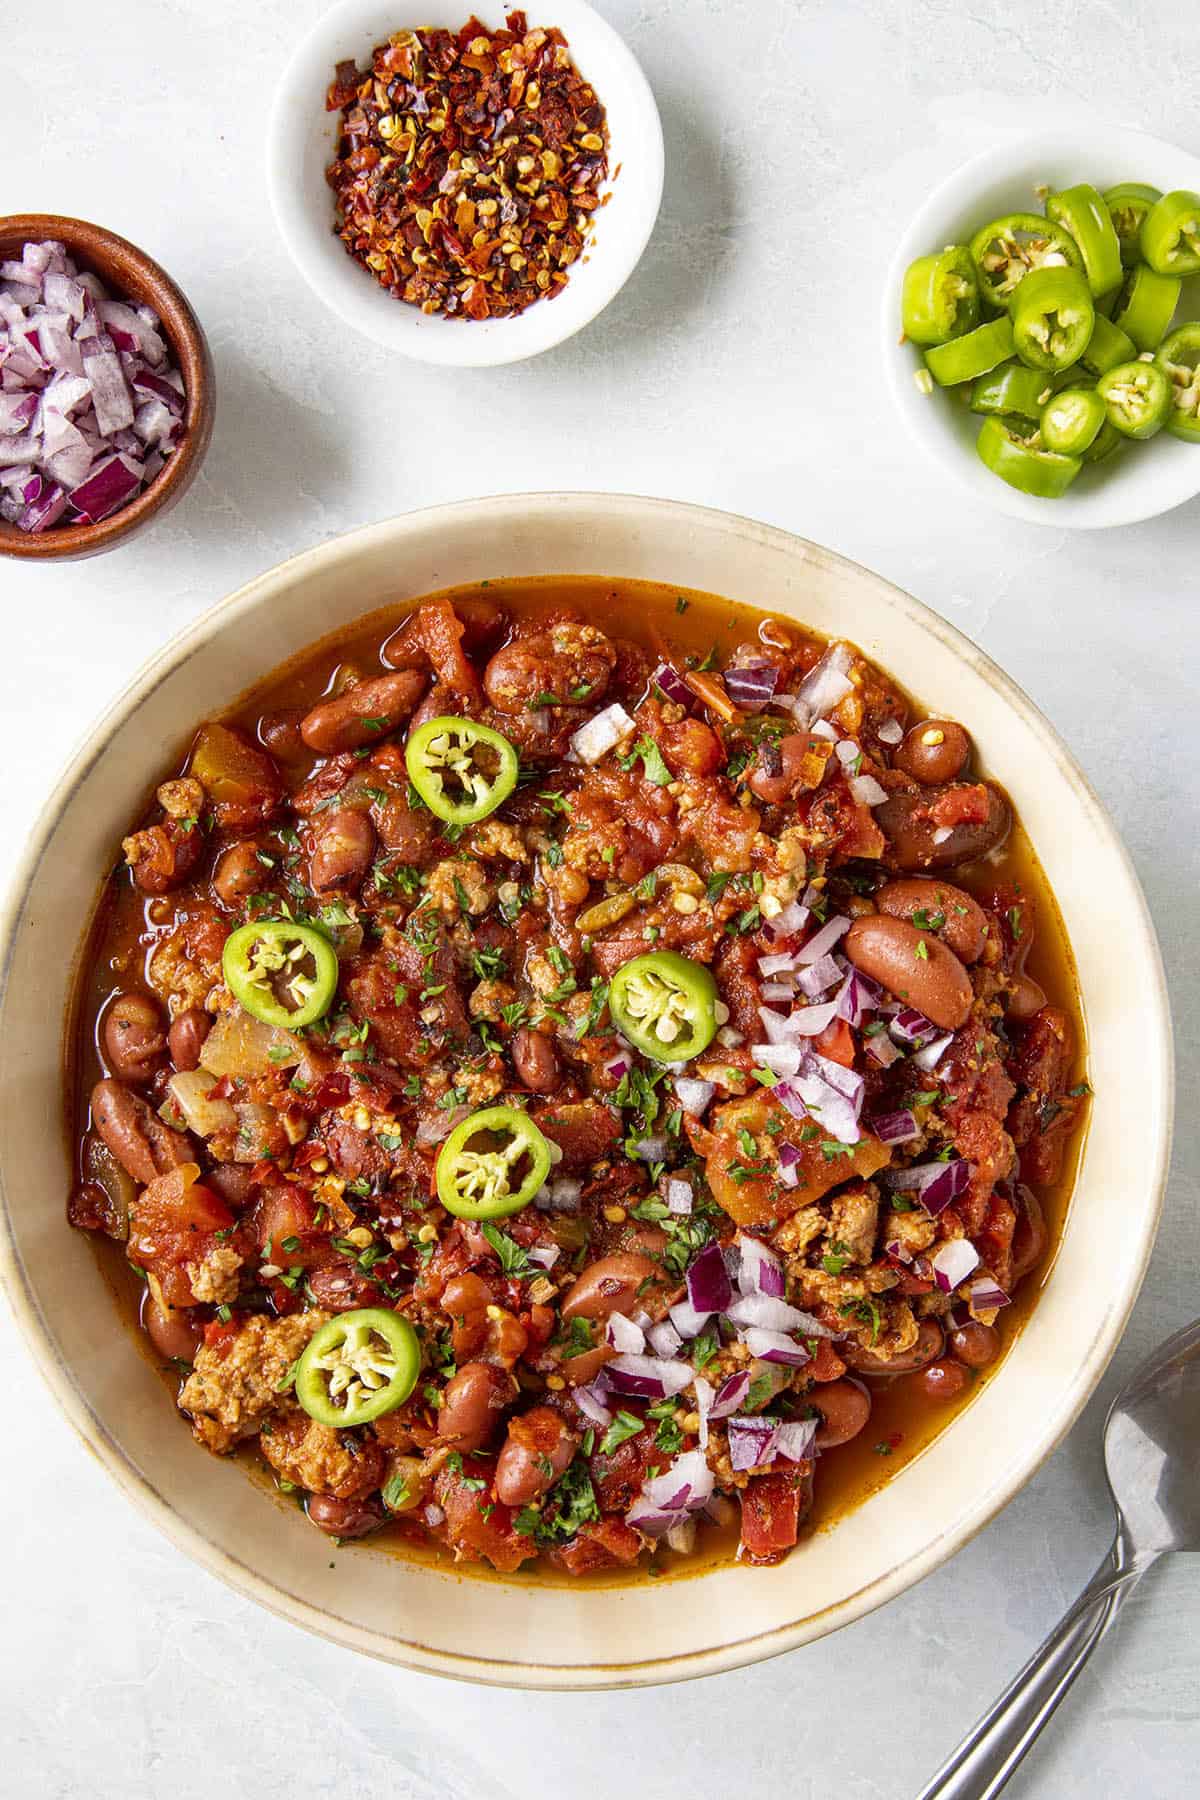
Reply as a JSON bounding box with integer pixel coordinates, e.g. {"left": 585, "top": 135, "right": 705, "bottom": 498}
{"left": 299, "top": 670, "right": 426, "bottom": 754}
{"left": 810, "top": 1379, "right": 871, "bottom": 1449}
{"left": 168, "top": 1007, "right": 211, "bottom": 1073}
{"left": 1008, "top": 972, "right": 1048, "bottom": 1021}
{"left": 560, "top": 1253, "right": 672, "bottom": 1323}
{"left": 876, "top": 783, "right": 1011, "bottom": 872}
{"left": 309, "top": 808, "right": 375, "bottom": 894}
{"left": 495, "top": 1406, "right": 579, "bottom": 1507}
{"left": 895, "top": 719, "right": 971, "bottom": 785}
{"left": 141, "top": 1290, "right": 203, "bottom": 1363}
{"left": 511, "top": 1026, "right": 561, "bottom": 1094}
{"left": 212, "top": 839, "right": 268, "bottom": 909}
{"left": 102, "top": 992, "right": 167, "bottom": 1083}
{"left": 844, "top": 915, "right": 973, "bottom": 1029}
{"left": 842, "top": 1319, "right": 944, "bottom": 1375}
{"left": 949, "top": 1322, "right": 1001, "bottom": 1369}
{"left": 876, "top": 879, "right": 987, "bottom": 964}
{"left": 916, "top": 1358, "right": 971, "bottom": 1403}
{"left": 90, "top": 1079, "right": 195, "bottom": 1186}
{"left": 306, "top": 1492, "right": 385, "bottom": 1539}
{"left": 437, "top": 1361, "right": 513, "bottom": 1452}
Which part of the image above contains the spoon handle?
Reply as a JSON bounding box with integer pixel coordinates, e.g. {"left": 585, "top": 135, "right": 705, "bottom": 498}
{"left": 915, "top": 1535, "right": 1152, "bottom": 1800}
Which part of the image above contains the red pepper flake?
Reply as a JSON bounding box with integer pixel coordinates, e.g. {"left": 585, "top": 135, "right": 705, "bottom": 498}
{"left": 325, "top": 11, "right": 610, "bottom": 320}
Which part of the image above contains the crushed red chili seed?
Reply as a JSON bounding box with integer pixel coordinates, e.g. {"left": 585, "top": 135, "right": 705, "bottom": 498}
{"left": 325, "top": 10, "right": 610, "bottom": 321}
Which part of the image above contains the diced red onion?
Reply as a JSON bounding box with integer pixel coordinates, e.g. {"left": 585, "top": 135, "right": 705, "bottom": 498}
{"left": 870, "top": 1108, "right": 919, "bottom": 1145}
{"left": 526, "top": 1244, "right": 561, "bottom": 1272}
{"left": 606, "top": 1311, "right": 646, "bottom": 1355}
{"left": 750, "top": 1041, "right": 803, "bottom": 1078}
{"left": 736, "top": 1234, "right": 785, "bottom": 1299}
{"left": 728, "top": 1293, "right": 816, "bottom": 1333}
{"left": 809, "top": 718, "right": 838, "bottom": 741}
{"left": 835, "top": 738, "right": 860, "bottom": 766}
{"left": 850, "top": 773, "right": 889, "bottom": 807}
{"left": 968, "top": 1277, "right": 1011, "bottom": 1314}
{"left": 742, "top": 1326, "right": 812, "bottom": 1367}
{"left": 797, "top": 914, "right": 851, "bottom": 964}
{"left": 650, "top": 661, "right": 695, "bottom": 711}
{"left": 0, "top": 391, "right": 37, "bottom": 433}
{"left": 674, "top": 1076, "right": 714, "bottom": 1117}
{"left": 709, "top": 1370, "right": 752, "bottom": 1419}
{"left": 573, "top": 1382, "right": 613, "bottom": 1428}
{"left": 423, "top": 1502, "right": 446, "bottom": 1528}
{"left": 890, "top": 1006, "right": 938, "bottom": 1047}
{"left": 774, "top": 1055, "right": 862, "bottom": 1144}
{"left": 933, "top": 826, "right": 953, "bottom": 845}
{"left": 776, "top": 1141, "right": 802, "bottom": 1188}
{"left": 668, "top": 1298, "right": 711, "bottom": 1341}
{"left": 885, "top": 1237, "right": 913, "bottom": 1265}
{"left": 913, "top": 1031, "right": 954, "bottom": 1072}
{"left": 795, "top": 952, "right": 843, "bottom": 997}
{"left": 605, "top": 1354, "right": 695, "bottom": 1400}
{"left": 534, "top": 1175, "right": 582, "bottom": 1213}
{"left": 723, "top": 661, "right": 780, "bottom": 711}
{"left": 793, "top": 643, "right": 854, "bottom": 726}
{"left": 18, "top": 481, "right": 67, "bottom": 532}
{"left": 627, "top": 1449, "right": 714, "bottom": 1533}
{"left": 758, "top": 951, "right": 797, "bottom": 978}
{"left": 866, "top": 1028, "right": 904, "bottom": 1068}
{"left": 877, "top": 717, "right": 904, "bottom": 746}
{"left": 647, "top": 1319, "right": 683, "bottom": 1359}
{"left": 836, "top": 967, "right": 881, "bottom": 1026}
{"left": 570, "top": 703, "right": 635, "bottom": 765}
{"left": 776, "top": 1418, "right": 819, "bottom": 1462}
{"left": 685, "top": 1242, "right": 732, "bottom": 1316}
{"left": 603, "top": 1050, "right": 631, "bottom": 1082}
{"left": 759, "top": 980, "right": 795, "bottom": 1002}
{"left": 715, "top": 1024, "right": 744, "bottom": 1049}
{"left": 931, "top": 1238, "right": 980, "bottom": 1293}
{"left": 758, "top": 998, "right": 840, "bottom": 1040}
{"left": 765, "top": 900, "right": 811, "bottom": 941}
{"left": 727, "top": 1415, "right": 781, "bottom": 1472}
{"left": 665, "top": 1178, "right": 693, "bottom": 1215}
{"left": 632, "top": 1135, "right": 668, "bottom": 1164}
{"left": 882, "top": 1156, "right": 972, "bottom": 1216}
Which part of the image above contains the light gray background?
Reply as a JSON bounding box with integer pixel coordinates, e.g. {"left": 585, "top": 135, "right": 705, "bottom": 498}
{"left": 2, "top": 2, "right": 1196, "bottom": 1796}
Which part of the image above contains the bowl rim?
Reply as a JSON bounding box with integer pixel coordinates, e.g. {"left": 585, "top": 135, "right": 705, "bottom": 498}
{"left": 0, "top": 493, "right": 1174, "bottom": 1686}
{"left": 0, "top": 213, "right": 215, "bottom": 560}
{"left": 265, "top": 0, "right": 665, "bottom": 367}
{"left": 882, "top": 123, "right": 1200, "bottom": 530}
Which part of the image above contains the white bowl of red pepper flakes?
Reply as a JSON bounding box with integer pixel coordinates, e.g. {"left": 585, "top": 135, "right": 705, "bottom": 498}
{"left": 268, "top": 0, "right": 663, "bottom": 366}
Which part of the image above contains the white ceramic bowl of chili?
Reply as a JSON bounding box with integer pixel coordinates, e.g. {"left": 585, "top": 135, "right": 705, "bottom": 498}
{"left": 884, "top": 125, "right": 1200, "bottom": 529}
{"left": 267, "top": 0, "right": 664, "bottom": 367}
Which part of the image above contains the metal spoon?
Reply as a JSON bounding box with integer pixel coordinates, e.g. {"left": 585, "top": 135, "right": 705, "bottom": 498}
{"left": 916, "top": 1316, "right": 1200, "bottom": 1799}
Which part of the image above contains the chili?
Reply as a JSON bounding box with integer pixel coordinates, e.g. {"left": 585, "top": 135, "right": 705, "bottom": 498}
{"left": 1097, "top": 360, "right": 1174, "bottom": 440}
{"left": 1009, "top": 267, "right": 1094, "bottom": 372}
{"left": 405, "top": 715, "right": 519, "bottom": 823}
{"left": 608, "top": 949, "right": 719, "bottom": 1062}
{"left": 1040, "top": 388, "right": 1106, "bottom": 457}
{"left": 1140, "top": 189, "right": 1200, "bottom": 278}
{"left": 1111, "top": 265, "right": 1181, "bottom": 353}
{"left": 969, "top": 361, "right": 1061, "bottom": 422}
{"left": 1045, "top": 184, "right": 1123, "bottom": 297}
{"left": 222, "top": 920, "right": 339, "bottom": 1029}
{"left": 975, "top": 416, "right": 1081, "bottom": 498}
{"left": 968, "top": 213, "right": 1083, "bottom": 308}
{"left": 924, "top": 317, "right": 1014, "bottom": 387}
{"left": 436, "top": 1104, "right": 553, "bottom": 1218}
{"left": 1079, "top": 312, "right": 1136, "bottom": 379}
{"left": 1104, "top": 182, "right": 1161, "bottom": 268}
{"left": 901, "top": 247, "right": 980, "bottom": 346}
{"left": 1154, "top": 324, "right": 1200, "bottom": 443}
{"left": 295, "top": 1309, "right": 421, "bottom": 1428}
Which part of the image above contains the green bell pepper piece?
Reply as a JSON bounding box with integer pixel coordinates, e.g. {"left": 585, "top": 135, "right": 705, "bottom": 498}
{"left": 1103, "top": 183, "right": 1161, "bottom": 268}
{"left": 1096, "top": 360, "right": 1174, "bottom": 440}
{"left": 1080, "top": 312, "right": 1137, "bottom": 377}
{"left": 1140, "top": 190, "right": 1200, "bottom": 277}
{"left": 901, "top": 247, "right": 980, "bottom": 346}
{"left": 1040, "top": 387, "right": 1106, "bottom": 456}
{"left": 975, "top": 416, "right": 1081, "bottom": 498}
{"left": 969, "top": 213, "right": 1084, "bottom": 309}
{"left": 925, "top": 317, "right": 1015, "bottom": 387}
{"left": 1010, "top": 266, "right": 1094, "bottom": 371}
{"left": 1154, "top": 323, "right": 1200, "bottom": 443}
{"left": 1111, "top": 265, "right": 1180, "bottom": 352}
{"left": 1046, "top": 184, "right": 1123, "bottom": 296}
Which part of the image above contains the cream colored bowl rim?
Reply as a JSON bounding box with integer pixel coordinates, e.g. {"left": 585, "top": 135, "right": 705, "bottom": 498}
{"left": 0, "top": 495, "right": 1173, "bottom": 1687}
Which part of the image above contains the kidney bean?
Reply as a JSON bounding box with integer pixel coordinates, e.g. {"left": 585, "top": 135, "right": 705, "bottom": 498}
{"left": 844, "top": 915, "right": 973, "bottom": 1029}
{"left": 256, "top": 708, "right": 307, "bottom": 760}
{"left": 1008, "top": 972, "right": 1048, "bottom": 1021}
{"left": 876, "top": 783, "right": 1011, "bottom": 872}
{"left": 1010, "top": 1184, "right": 1047, "bottom": 1284}
{"left": 810, "top": 1379, "right": 871, "bottom": 1449}
{"left": 309, "top": 808, "right": 375, "bottom": 894}
{"left": 437, "top": 1361, "right": 513, "bottom": 1452}
{"left": 917, "top": 1358, "right": 971, "bottom": 1403}
{"left": 842, "top": 1319, "right": 944, "bottom": 1375}
{"left": 300, "top": 670, "right": 426, "bottom": 754}
{"left": 495, "top": 1406, "right": 579, "bottom": 1507}
{"left": 168, "top": 1007, "right": 211, "bottom": 1073}
{"left": 141, "top": 1289, "right": 203, "bottom": 1363}
{"left": 212, "top": 839, "right": 268, "bottom": 909}
{"left": 511, "top": 1026, "right": 561, "bottom": 1094}
{"left": 895, "top": 719, "right": 971, "bottom": 785}
{"left": 307, "top": 1262, "right": 385, "bottom": 1313}
{"left": 748, "top": 734, "right": 818, "bottom": 804}
{"left": 102, "top": 992, "right": 167, "bottom": 1083}
{"left": 306, "top": 1492, "right": 386, "bottom": 1539}
{"left": 560, "top": 1253, "right": 672, "bottom": 1323}
{"left": 949, "top": 1321, "right": 1001, "bottom": 1369}
{"left": 876, "top": 878, "right": 987, "bottom": 965}
{"left": 90, "top": 1079, "right": 196, "bottom": 1186}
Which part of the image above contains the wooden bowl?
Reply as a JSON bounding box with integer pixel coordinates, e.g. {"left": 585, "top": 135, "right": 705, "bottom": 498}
{"left": 0, "top": 214, "right": 214, "bottom": 561}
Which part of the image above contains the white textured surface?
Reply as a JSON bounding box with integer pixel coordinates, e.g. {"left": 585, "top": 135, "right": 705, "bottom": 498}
{"left": 2, "top": 1, "right": 1197, "bottom": 1795}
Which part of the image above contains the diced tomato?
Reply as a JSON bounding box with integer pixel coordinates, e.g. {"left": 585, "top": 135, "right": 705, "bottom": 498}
{"left": 127, "top": 1166, "right": 236, "bottom": 1307}
{"left": 251, "top": 1185, "right": 330, "bottom": 1268}
{"left": 738, "top": 1464, "right": 813, "bottom": 1566}
{"left": 813, "top": 1016, "right": 855, "bottom": 1068}
{"left": 927, "top": 783, "right": 989, "bottom": 829}
{"left": 433, "top": 1460, "right": 535, "bottom": 1574}
{"left": 551, "top": 1517, "right": 645, "bottom": 1575}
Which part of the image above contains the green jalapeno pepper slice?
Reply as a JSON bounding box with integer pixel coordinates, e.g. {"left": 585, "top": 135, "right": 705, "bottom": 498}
{"left": 1010, "top": 266, "right": 1095, "bottom": 372}
{"left": 969, "top": 361, "right": 1062, "bottom": 421}
{"left": 1104, "top": 183, "right": 1161, "bottom": 268}
{"left": 924, "top": 317, "right": 1014, "bottom": 387}
{"left": 1111, "top": 265, "right": 1181, "bottom": 352}
{"left": 1079, "top": 312, "right": 1137, "bottom": 377}
{"left": 901, "top": 246, "right": 980, "bottom": 346}
{"left": 1083, "top": 418, "right": 1123, "bottom": 464}
{"left": 969, "top": 213, "right": 1084, "bottom": 309}
{"left": 1045, "top": 184, "right": 1123, "bottom": 297}
{"left": 975, "top": 416, "right": 1082, "bottom": 498}
{"left": 608, "top": 950, "right": 719, "bottom": 1063}
{"left": 436, "top": 1104, "right": 553, "bottom": 1219}
{"left": 295, "top": 1308, "right": 421, "bottom": 1429}
{"left": 1140, "top": 189, "right": 1200, "bottom": 277}
{"left": 223, "top": 919, "right": 339, "bottom": 1029}
{"left": 1040, "top": 387, "right": 1106, "bottom": 456}
{"left": 405, "top": 716, "right": 519, "bottom": 825}
{"left": 1096, "top": 359, "right": 1173, "bottom": 440}
{"left": 1154, "top": 323, "right": 1200, "bottom": 443}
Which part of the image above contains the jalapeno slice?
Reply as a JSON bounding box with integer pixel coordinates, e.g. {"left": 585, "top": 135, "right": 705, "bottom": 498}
{"left": 1045, "top": 185, "right": 1123, "bottom": 298}
{"left": 1154, "top": 324, "right": 1200, "bottom": 443}
{"left": 975, "top": 416, "right": 1082, "bottom": 498}
{"left": 1097, "top": 359, "right": 1173, "bottom": 440}
{"left": 1010, "top": 266, "right": 1094, "bottom": 372}
{"left": 1104, "top": 183, "right": 1161, "bottom": 268}
{"left": 901, "top": 247, "right": 980, "bottom": 346}
{"left": 436, "top": 1104, "right": 553, "bottom": 1219}
{"left": 608, "top": 950, "right": 719, "bottom": 1063}
{"left": 924, "top": 317, "right": 1014, "bottom": 387}
{"left": 405, "top": 716, "right": 519, "bottom": 825}
{"left": 295, "top": 1308, "right": 420, "bottom": 1429}
{"left": 1111, "top": 265, "right": 1180, "bottom": 352}
{"left": 969, "top": 361, "right": 1061, "bottom": 421}
{"left": 222, "top": 919, "right": 339, "bottom": 1029}
{"left": 1079, "top": 312, "right": 1136, "bottom": 378}
{"left": 1040, "top": 387, "right": 1106, "bottom": 456}
{"left": 969, "top": 213, "right": 1084, "bottom": 309}
{"left": 1140, "top": 189, "right": 1200, "bottom": 277}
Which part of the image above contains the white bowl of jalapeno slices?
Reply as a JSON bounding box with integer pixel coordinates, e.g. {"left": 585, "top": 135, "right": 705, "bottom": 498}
{"left": 884, "top": 126, "right": 1200, "bottom": 527}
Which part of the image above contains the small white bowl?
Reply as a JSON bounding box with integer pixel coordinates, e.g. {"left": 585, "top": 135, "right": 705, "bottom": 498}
{"left": 883, "top": 126, "right": 1200, "bottom": 529}
{"left": 267, "top": 0, "right": 663, "bottom": 366}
